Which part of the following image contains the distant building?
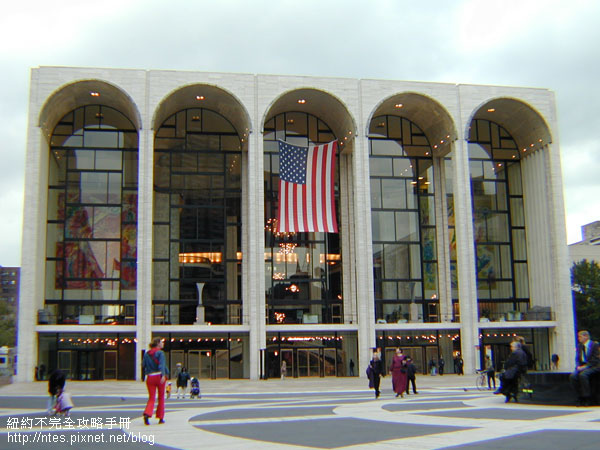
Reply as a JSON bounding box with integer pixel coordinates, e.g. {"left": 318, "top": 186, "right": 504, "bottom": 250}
{"left": 0, "top": 267, "right": 19, "bottom": 310}
{"left": 569, "top": 221, "right": 600, "bottom": 266}
{"left": 17, "top": 67, "right": 574, "bottom": 382}
{"left": 0, "top": 346, "right": 16, "bottom": 376}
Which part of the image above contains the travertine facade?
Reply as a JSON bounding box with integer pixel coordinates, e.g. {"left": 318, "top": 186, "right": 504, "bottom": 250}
{"left": 17, "top": 67, "right": 574, "bottom": 382}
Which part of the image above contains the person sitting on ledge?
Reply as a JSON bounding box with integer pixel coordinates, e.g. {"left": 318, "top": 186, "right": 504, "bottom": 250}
{"left": 569, "top": 330, "right": 600, "bottom": 406}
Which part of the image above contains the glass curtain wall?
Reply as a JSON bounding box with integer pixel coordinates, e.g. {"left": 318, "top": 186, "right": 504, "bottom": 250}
{"left": 45, "top": 106, "right": 138, "bottom": 325}
{"left": 468, "top": 119, "right": 529, "bottom": 320}
{"left": 369, "top": 115, "right": 439, "bottom": 324}
{"left": 263, "top": 112, "right": 342, "bottom": 324}
{"left": 153, "top": 108, "right": 243, "bottom": 325}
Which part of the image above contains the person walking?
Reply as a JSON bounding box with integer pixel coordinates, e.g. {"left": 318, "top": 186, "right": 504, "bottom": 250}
{"left": 172, "top": 362, "right": 182, "bottom": 382}
{"left": 569, "top": 330, "right": 600, "bottom": 406}
{"left": 367, "top": 350, "right": 384, "bottom": 398}
{"left": 428, "top": 358, "right": 437, "bottom": 376}
{"left": 404, "top": 357, "right": 418, "bottom": 395}
{"left": 389, "top": 348, "right": 408, "bottom": 398}
{"left": 349, "top": 359, "right": 355, "bottom": 376}
{"left": 438, "top": 357, "right": 445, "bottom": 376}
{"left": 454, "top": 353, "right": 464, "bottom": 375}
{"left": 142, "top": 337, "right": 168, "bottom": 425}
{"left": 551, "top": 353, "right": 559, "bottom": 370}
{"left": 484, "top": 355, "right": 496, "bottom": 390}
{"left": 176, "top": 367, "right": 191, "bottom": 399}
{"left": 47, "top": 369, "right": 66, "bottom": 414}
{"left": 496, "top": 341, "right": 528, "bottom": 402}
{"left": 280, "top": 360, "right": 287, "bottom": 379}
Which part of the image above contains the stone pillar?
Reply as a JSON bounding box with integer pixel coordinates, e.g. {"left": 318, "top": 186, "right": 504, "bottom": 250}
{"left": 136, "top": 127, "right": 153, "bottom": 380}
{"left": 452, "top": 139, "right": 479, "bottom": 374}
{"left": 16, "top": 125, "right": 47, "bottom": 382}
{"left": 353, "top": 132, "right": 376, "bottom": 376}
{"left": 247, "top": 130, "right": 265, "bottom": 380}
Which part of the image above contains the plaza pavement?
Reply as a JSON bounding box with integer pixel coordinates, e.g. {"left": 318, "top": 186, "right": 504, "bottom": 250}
{"left": 0, "top": 374, "right": 599, "bottom": 449}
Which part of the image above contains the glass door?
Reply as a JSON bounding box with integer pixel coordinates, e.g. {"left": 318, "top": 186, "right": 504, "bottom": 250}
{"left": 104, "top": 350, "right": 117, "bottom": 379}
{"left": 215, "top": 349, "right": 229, "bottom": 378}
{"left": 170, "top": 350, "right": 185, "bottom": 377}
{"left": 58, "top": 350, "right": 72, "bottom": 380}
{"left": 425, "top": 346, "right": 439, "bottom": 375}
{"left": 308, "top": 349, "right": 320, "bottom": 376}
{"left": 200, "top": 351, "right": 212, "bottom": 379}
{"left": 403, "top": 347, "right": 424, "bottom": 375}
{"left": 297, "top": 350, "right": 308, "bottom": 377}
{"left": 281, "top": 349, "right": 293, "bottom": 378}
{"left": 188, "top": 351, "right": 200, "bottom": 378}
{"left": 323, "top": 349, "right": 336, "bottom": 376}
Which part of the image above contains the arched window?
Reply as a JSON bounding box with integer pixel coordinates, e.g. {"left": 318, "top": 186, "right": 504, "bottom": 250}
{"left": 369, "top": 115, "right": 439, "bottom": 324}
{"left": 468, "top": 119, "right": 529, "bottom": 316}
{"left": 45, "top": 105, "right": 138, "bottom": 325}
{"left": 153, "top": 108, "right": 242, "bottom": 325}
{"left": 263, "top": 112, "right": 342, "bottom": 324}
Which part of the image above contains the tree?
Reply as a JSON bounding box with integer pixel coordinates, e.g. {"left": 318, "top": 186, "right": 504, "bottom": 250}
{"left": 0, "top": 302, "right": 15, "bottom": 347}
{"left": 571, "top": 259, "right": 600, "bottom": 340}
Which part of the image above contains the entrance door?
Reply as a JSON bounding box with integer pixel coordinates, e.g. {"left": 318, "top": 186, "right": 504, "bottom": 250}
{"left": 308, "top": 349, "right": 320, "bottom": 376}
{"left": 297, "top": 350, "right": 308, "bottom": 377}
{"left": 76, "top": 351, "right": 96, "bottom": 380}
{"left": 104, "top": 350, "right": 117, "bottom": 379}
{"left": 323, "top": 349, "right": 336, "bottom": 376}
{"left": 424, "top": 346, "right": 440, "bottom": 374}
{"left": 188, "top": 351, "right": 200, "bottom": 378}
{"left": 403, "top": 347, "right": 424, "bottom": 375}
{"left": 297, "top": 349, "right": 321, "bottom": 377}
{"left": 200, "top": 351, "right": 212, "bottom": 379}
{"left": 215, "top": 349, "right": 229, "bottom": 378}
{"left": 58, "top": 350, "right": 72, "bottom": 379}
{"left": 170, "top": 350, "right": 185, "bottom": 376}
{"left": 281, "top": 349, "right": 293, "bottom": 378}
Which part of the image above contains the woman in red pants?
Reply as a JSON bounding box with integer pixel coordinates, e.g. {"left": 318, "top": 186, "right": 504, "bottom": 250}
{"left": 143, "top": 338, "right": 168, "bottom": 425}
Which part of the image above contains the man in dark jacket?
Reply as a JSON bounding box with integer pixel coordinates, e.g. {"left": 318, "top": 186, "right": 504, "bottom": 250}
{"left": 404, "top": 357, "right": 418, "bottom": 394}
{"left": 497, "top": 341, "right": 528, "bottom": 402}
{"left": 569, "top": 330, "right": 600, "bottom": 406}
{"left": 367, "top": 350, "right": 384, "bottom": 398}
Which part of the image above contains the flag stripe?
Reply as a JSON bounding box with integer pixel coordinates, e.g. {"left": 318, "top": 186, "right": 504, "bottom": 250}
{"left": 277, "top": 140, "right": 338, "bottom": 233}
{"left": 327, "top": 141, "right": 338, "bottom": 231}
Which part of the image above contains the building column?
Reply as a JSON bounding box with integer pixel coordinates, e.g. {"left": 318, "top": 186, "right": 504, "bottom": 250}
{"left": 136, "top": 127, "right": 153, "bottom": 380}
{"left": 16, "top": 126, "right": 48, "bottom": 382}
{"left": 247, "top": 130, "right": 265, "bottom": 380}
{"left": 542, "top": 143, "right": 576, "bottom": 370}
{"left": 451, "top": 139, "right": 479, "bottom": 374}
{"left": 353, "top": 133, "right": 376, "bottom": 376}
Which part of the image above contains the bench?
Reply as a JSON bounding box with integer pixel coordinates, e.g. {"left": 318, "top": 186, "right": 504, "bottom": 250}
{"left": 518, "top": 371, "right": 600, "bottom": 406}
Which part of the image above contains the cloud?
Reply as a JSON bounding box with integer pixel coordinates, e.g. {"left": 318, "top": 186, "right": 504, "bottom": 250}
{"left": 1, "top": 0, "right": 599, "bottom": 264}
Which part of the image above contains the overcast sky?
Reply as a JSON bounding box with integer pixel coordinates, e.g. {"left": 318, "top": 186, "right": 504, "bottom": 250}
{"left": 1, "top": 0, "right": 599, "bottom": 267}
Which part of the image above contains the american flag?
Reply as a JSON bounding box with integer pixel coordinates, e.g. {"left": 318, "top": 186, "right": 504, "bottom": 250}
{"left": 277, "top": 140, "right": 338, "bottom": 233}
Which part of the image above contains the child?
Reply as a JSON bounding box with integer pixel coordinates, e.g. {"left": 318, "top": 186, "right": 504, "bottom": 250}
{"left": 189, "top": 377, "right": 201, "bottom": 399}
{"left": 54, "top": 390, "right": 74, "bottom": 416}
{"left": 165, "top": 381, "right": 172, "bottom": 399}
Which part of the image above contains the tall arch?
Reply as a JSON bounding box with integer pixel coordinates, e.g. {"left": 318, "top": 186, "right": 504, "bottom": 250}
{"left": 39, "top": 80, "right": 142, "bottom": 139}
{"left": 261, "top": 88, "right": 358, "bottom": 378}
{"left": 153, "top": 84, "right": 251, "bottom": 149}
{"left": 467, "top": 97, "right": 563, "bottom": 372}
{"left": 367, "top": 92, "right": 459, "bottom": 371}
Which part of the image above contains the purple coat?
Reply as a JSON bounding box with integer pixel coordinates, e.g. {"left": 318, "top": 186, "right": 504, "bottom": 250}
{"left": 389, "top": 354, "right": 408, "bottom": 394}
